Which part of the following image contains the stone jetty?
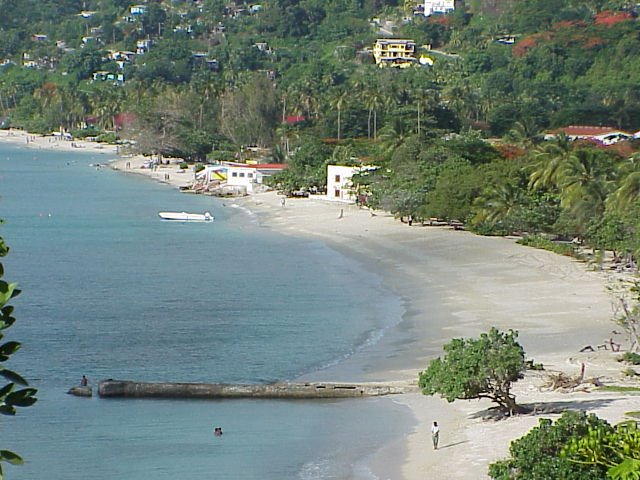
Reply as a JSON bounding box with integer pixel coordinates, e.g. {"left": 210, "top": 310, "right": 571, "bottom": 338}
{"left": 98, "top": 380, "right": 415, "bottom": 399}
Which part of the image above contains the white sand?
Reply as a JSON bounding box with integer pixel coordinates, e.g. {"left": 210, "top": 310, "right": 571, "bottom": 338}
{"left": 0, "top": 128, "right": 119, "bottom": 155}
{"left": 13, "top": 138, "right": 636, "bottom": 479}
{"left": 233, "top": 192, "right": 639, "bottom": 480}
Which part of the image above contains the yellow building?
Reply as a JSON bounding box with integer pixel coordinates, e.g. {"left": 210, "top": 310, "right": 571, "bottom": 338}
{"left": 373, "top": 39, "right": 417, "bottom": 68}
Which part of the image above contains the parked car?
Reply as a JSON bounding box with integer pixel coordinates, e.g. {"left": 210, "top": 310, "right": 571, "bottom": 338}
{"left": 288, "top": 189, "right": 310, "bottom": 198}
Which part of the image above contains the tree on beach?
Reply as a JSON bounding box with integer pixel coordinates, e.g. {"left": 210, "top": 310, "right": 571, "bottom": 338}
{"left": 0, "top": 231, "right": 37, "bottom": 479}
{"left": 418, "top": 328, "right": 526, "bottom": 414}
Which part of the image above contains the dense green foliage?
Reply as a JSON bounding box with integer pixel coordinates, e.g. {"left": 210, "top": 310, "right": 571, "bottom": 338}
{"left": 2, "top": 0, "right": 640, "bottom": 261}
{"left": 488, "top": 411, "right": 611, "bottom": 479}
{"left": 0, "top": 233, "right": 37, "bottom": 479}
{"left": 489, "top": 411, "right": 640, "bottom": 480}
{"left": 418, "top": 327, "right": 526, "bottom": 414}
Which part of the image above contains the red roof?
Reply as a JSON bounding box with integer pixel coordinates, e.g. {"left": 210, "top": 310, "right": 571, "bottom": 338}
{"left": 250, "top": 163, "right": 287, "bottom": 170}
{"left": 285, "top": 115, "right": 306, "bottom": 125}
{"left": 225, "top": 162, "right": 287, "bottom": 170}
{"left": 555, "top": 126, "right": 621, "bottom": 136}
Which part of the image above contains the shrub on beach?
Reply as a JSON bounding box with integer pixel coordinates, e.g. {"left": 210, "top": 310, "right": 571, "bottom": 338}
{"left": 488, "top": 411, "right": 611, "bottom": 480}
{"left": 620, "top": 352, "right": 640, "bottom": 365}
{"left": 517, "top": 235, "right": 578, "bottom": 257}
{"left": 96, "top": 132, "right": 117, "bottom": 144}
{"left": 489, "top": 411, "right": 640, "bottom": 480}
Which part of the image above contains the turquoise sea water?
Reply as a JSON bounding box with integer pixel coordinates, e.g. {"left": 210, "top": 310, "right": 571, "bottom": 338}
{"left": 0, "top": 145, "right": 411, "bottom": 479}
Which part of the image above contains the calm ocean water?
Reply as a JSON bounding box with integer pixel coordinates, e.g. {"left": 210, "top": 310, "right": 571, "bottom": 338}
{"left": 0, "top": 145, "right": 411, "bottom": 479}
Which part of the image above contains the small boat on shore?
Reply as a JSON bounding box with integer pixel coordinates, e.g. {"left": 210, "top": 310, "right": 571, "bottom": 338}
{"left": 159, "top": 211, "right": 214, "bottom": 222}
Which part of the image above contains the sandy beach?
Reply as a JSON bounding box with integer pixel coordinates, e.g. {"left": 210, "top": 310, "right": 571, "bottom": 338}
{"left": 6, "top": 133, "right": 638, "bottom": 479}
{"left": 0, "top": 128, "right": 119, "bottom": 155}
{"left": 233, "top": 191, "right": 639, "bottom": 480}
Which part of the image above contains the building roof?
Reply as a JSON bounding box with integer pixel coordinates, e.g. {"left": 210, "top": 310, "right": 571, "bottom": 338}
{"left": 553, "top": 125, "right": 625, "bottom": 136}
{"left": 249, "top": 163, "right": 287, "bottom": 170}
{"left": 285, "top": 115, "right": 306, "bottom": 125}
{"left": 224, "top": 162, "right": 287, "bottom": 170}
{"left": 375, "top": 39, "right": 415, "bottom": 45}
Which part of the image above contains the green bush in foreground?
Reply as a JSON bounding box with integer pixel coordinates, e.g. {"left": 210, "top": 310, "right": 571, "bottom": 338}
{"left": 0, "top": 233, "right": 37, "bottom": 479}
{"left": 490, "top": 411, "right": 640, "bottom": 480}
{"left": 488, "top": 411, "right": 610, "bottom": 480}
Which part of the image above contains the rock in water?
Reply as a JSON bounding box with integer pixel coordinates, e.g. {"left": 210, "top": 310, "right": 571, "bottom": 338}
{"left": 67, "top": 386, "right": 92, "bottom": 397}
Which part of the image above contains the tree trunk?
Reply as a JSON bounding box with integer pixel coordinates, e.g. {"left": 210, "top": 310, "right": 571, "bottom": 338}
{"left": 494, "top": 392, "right": 525, "bottom": 415}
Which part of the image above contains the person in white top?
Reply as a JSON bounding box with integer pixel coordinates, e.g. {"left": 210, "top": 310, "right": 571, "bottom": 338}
{"left": 431, "top": 421, "right": 440, "bottom": 450}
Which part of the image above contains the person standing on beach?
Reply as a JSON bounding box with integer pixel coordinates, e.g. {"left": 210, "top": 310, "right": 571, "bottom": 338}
{"left": 431, "top": 421, "right": 440, "bottom": 450}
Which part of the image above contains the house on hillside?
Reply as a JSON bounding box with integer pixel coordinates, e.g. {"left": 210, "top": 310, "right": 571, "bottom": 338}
{"left": 130, "top": 5, "right": 147, "bottom": 15}
{"left": 373, "top": 39, "right": 416, "bottom": 68}
{"left": 414, "top": 0, "right": 455, "bottom": 16}
{"left": 497, "top": 35, "right": 518, "bottom": 45}
{"left": 136, "top": 39, "right": 153, "bottom": 54}
{"left": 544, "top": 126, "right": 632, "bottom": 145}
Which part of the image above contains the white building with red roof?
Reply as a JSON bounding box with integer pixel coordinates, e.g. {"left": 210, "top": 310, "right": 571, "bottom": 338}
{"left": 544, "top": 126, "right": 632, "bottom": 145}
{"left": 225, "top": 163, "right": 286, "bottom": 194}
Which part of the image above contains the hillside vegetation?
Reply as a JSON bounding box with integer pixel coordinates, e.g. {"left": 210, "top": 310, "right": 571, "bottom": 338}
{"left": 1, "top": 0, "right": 640, "bottom": 261}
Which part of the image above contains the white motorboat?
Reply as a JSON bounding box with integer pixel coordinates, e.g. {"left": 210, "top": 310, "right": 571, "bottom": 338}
{"left": 158, "top": 211, "right": 214, "bottom": 222}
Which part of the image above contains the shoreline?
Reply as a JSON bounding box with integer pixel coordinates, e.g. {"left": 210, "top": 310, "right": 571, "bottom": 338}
{"left": 234, "top": 192, "right": 636, "bottom": 479}
{"left": 10, "top": 133, "right": 639, "bottom": 478}
{"left": 0, "top": 128, "right": 119, "bottom": 155}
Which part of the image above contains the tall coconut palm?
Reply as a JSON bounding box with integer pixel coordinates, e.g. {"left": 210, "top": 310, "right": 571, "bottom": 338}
{"left": 59, "top": 86, "right": 87, "bottom": 130}
{"left": 275, "top": 123, "right": 299, "bottom": 157}
{"left": 558, "top": 148, "right": 613, "bottom": 226}
{"left": 505, "top": 118, "right": 539, "bottom": 149}
{"left": 92, "top": 86, "right": 125, "bottom": 130}
{"left": 608, "top": 154, "right": 640, "bottom": 214}
{"left": 331, "top": 90, "right": 349, "bottom": 141}
{"left": 34, "top": 82, "right": 60, "bottom": 112}
{"left": 473, "top": 182, "right": 524, "bottom": 227}
{"left": 528, "top": 137, "right": 577, "bottom": 191}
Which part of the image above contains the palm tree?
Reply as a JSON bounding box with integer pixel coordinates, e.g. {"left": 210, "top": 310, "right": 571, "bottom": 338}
{"left": 59, "top": 86, "right": 87, "bottom": 130}
{"left": 275, "top": 123, "right": 299, "bottom": 157}
{"left": 558, "top": 148, "right": 613, "bottom": 226}
{"left": 473, "top": 182, "right": 524, "bottom": 228}
{"left": 608, "top": 154, "right": 640, "bottom": 214}
{"left": 331, "top": 90, "right": 349, "bottom": 140}
{"left": 528, "top": 137, "right": 577, "bottom": 191}
{"left": 505, "top": 119, "right": 539, "bottom": 149}
{"left": 34, "top": 82, "right": 60, "bottom": 112}
{"left": 92, "top": 86, "right": 125, "bottom": 130}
